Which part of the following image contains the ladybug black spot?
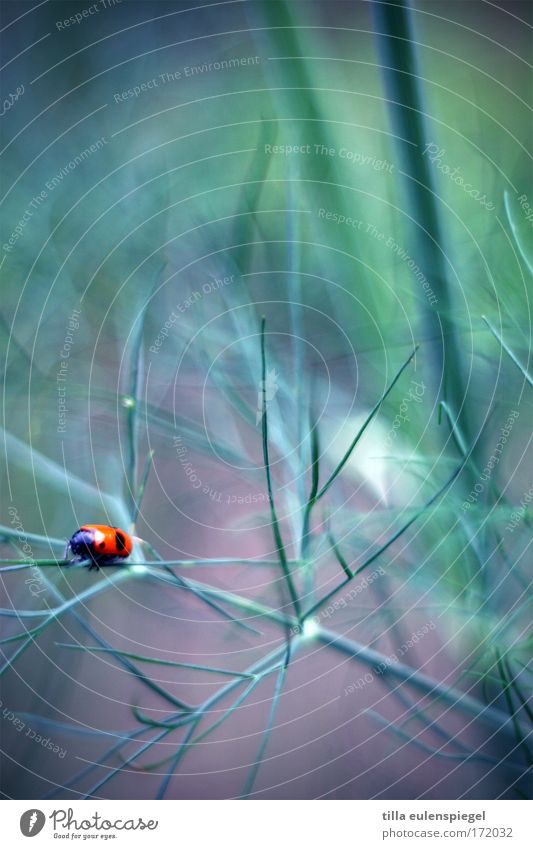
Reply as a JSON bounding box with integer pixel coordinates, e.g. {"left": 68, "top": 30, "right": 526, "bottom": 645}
{"left": 115, "top": 531, "right": 126, "bottom": 552}
{"left": 98, "top": 541, "right": 106, "bottom": 550}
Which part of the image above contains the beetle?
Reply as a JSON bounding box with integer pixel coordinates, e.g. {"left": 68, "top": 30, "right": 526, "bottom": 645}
{"left": 65, "top": 524, "right": 133, "bottom": 569}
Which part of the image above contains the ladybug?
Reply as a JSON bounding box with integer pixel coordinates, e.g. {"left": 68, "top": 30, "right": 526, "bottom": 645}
{"left": 65, "top": 525, "right": 133, "bottom": 569}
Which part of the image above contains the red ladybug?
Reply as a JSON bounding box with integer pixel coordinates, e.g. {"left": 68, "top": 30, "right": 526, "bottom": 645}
{"left": 65, "top": 524, "right": 133, "bottom": 569}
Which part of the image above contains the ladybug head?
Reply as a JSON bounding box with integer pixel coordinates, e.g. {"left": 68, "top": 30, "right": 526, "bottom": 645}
{"left": 68, "top": 528, "right": 96, "bottom": 556}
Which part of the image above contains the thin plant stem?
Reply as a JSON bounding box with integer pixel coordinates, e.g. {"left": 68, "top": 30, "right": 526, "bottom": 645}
{"left": 319, "top": 628, "right": 526, "bottom": 734}
{"left": 141, "top": 541, "right": 262, "bottom": 636}
{"left": 301, "top": 410, "right": 321, "bottom": 560}
{"left": 131, "top": 449, "right": 155, "bottom": 528}
{"left": 124, "top": 261, "right": 165, "bottom": 519}
{"left": 0, "top": 569, "right": 133, "bottom": 619}
{"left": 496, "top": 650, "right": 533, "bottom": 767}
{"left": 504, "top": 190, "right": 533, "bottom": 276}
{"left": 482, "top": 315, "right": 533, "bottom": 387}
{"left": 242, "top": 643, "right": 292, "bottom": 797}
{"left": 147, "top": 570, "right": 295, "bottom": 629}
{"left": 55, "top": 644, "right": 256, "bottom": 679}
{"left": 371, "top": 0, "right": 468, "bottom": 441}
{"left": 504, "top": 657, "right": 533, "bottom": 726}
{"left": 0, "top": 524, "right": 65, "bottom": 548}
{"left": 326, "top": 525, "right": 353, "bottom": 580}
{"left": 260, "top": 316, "right": 301, "bottom": 619}
{"left": 0, "top": 557, "right": 300, "bottom": 571}
{"left": 44, "top": 727, "right": 149, "bottom": 800}
{"left": 81, "top": 644, "right": 289, "bottom": 796}
{"left": 83, "top": 728, "right": 173, "bottom": 799}
{"left": 1, "top": 565, "right": 192, "bottom": 712}
{"left": 304, "top": 461, "right": 463, "bottom": 621}
{"left": 156, "top": 721, "right": 200, "bottom": 799}
{"left": 315, "top": 345, "right": 419, "bottom": 502}
{"left": 365, "top": 709, "right": 527, "bottom": 773}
